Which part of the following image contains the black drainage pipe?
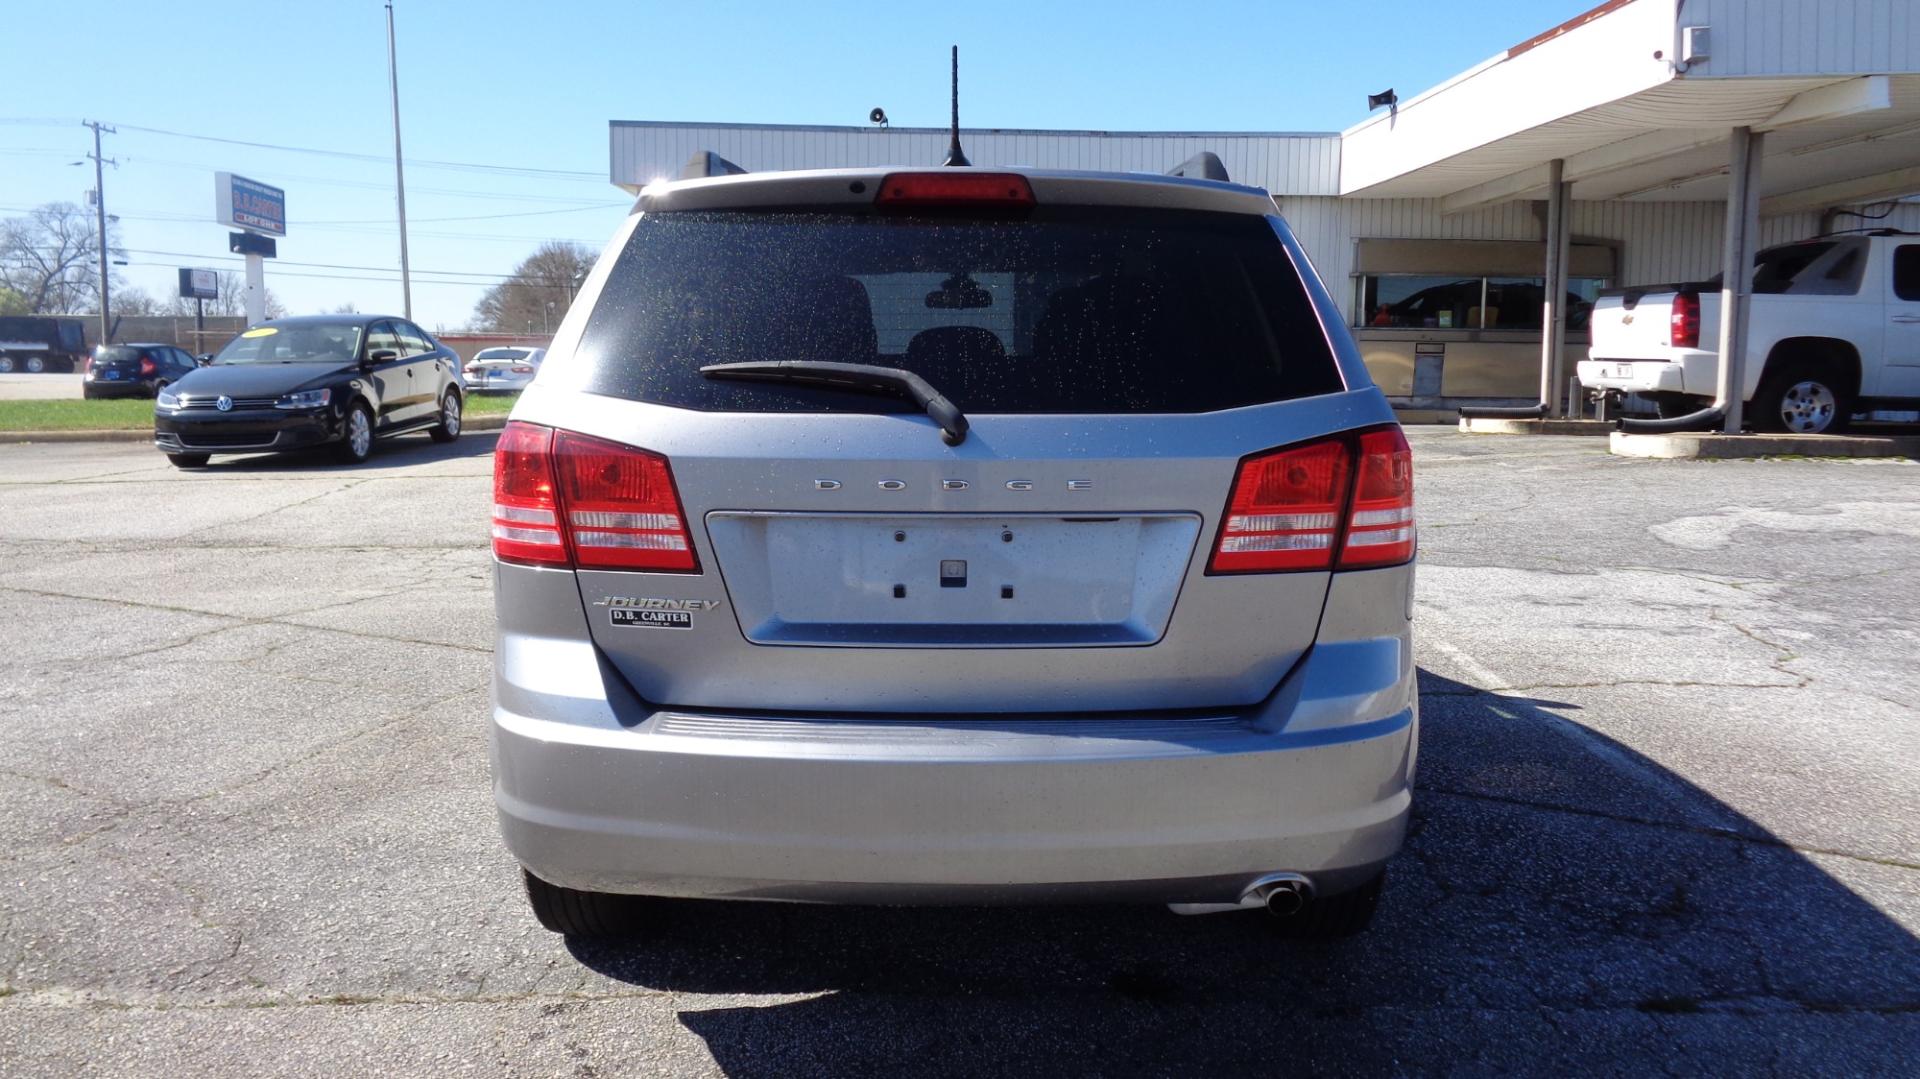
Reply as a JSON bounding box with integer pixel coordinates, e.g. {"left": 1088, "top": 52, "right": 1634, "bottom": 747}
{"left": 1616, "top": 406, "right": 1727, "bottom": 434}
{"left": 1457, "top": 402, "right": 1549, "bottom": 420}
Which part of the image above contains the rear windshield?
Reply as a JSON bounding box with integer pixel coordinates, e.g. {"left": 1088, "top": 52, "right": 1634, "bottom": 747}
{"left": 567, "top": 207, "right": 1343, "bottom": 414}
{"left": 476, "top": 348, "right": 531, "bottom": 361}
{"left": 94, "top": 346, "right": 148, "bottom": 363}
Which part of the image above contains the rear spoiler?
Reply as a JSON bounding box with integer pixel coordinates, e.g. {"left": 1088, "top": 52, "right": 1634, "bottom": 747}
{"left": 680, "top": 151, "right": 749, "bottom": 180}
{"left": 1166, "top": 151, "right": 1230, "bottom": 182}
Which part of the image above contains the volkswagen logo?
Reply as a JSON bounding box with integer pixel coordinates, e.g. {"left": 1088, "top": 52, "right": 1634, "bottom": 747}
{"left": 215, "top": 395, "right": 233, "bottom": 412}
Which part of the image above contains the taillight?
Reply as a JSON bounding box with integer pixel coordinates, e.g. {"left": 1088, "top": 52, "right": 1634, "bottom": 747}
{"left": 510, "top": 364, "right": 534, "bottom": 373}
{"left": 554, "top": 430, "right": 697, "bottom": 571}
{"left": 492, "top": 421, "right": 566, "bottom": 566}
{"left": 139, "top": 356, "right": 156, "bottom": 376}
{"left": 875, "top": 172, "right": 1036, "bottom": 208}
{"left": 490, "top": 420, "right": 698, "bottom": 572}
{"left": 1670, "top": 291, "right": 1700, "bottom": 349}
{"left": 1208, "top": 428, "right": 1415, "bottom": 574}
{"left": 1340, "top": 428, "right": 1415, "bottom": 568}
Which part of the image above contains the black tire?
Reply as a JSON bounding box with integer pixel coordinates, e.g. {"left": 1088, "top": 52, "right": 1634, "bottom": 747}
{"left": 151, "top": 380, "right": 169, "bottom": 400}
{"left": 23, "top": 355, "right": 46, "bottom": 374}
{"left": 335, "top": 401, "right": 375, "bottom": 463}
{"left": 82, "top": 386, "right": 98, "bottom": 400}
{"left": 0, "top": 355, "right": 14, "bottom": 373}
{"left": 428, "top": 390, "right": 462, "bottom": 443}
{"left": 523, "top": 870, "right": 642, "bottom": 937}
{"left": 1271, "top": 872, "right": 1385, "bottom": 940}
{"left": 1752, "top": 360, "right": 1853, "bottom": 435}
{"left": 167, "top": 452, "right": 211, "bottom": 468}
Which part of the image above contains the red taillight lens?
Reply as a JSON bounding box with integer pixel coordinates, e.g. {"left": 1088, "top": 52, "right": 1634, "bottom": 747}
{"left": 1670, "top": 291, "right": 1700, "bottom": 349}
{"left": 875, "top": 172, "right": 1036, "bottom": 208}
{"left": 491, "top": 421, "right": 699, "bottom": 572}
{"left": 1341, "top": 428, "right": 1416, "bottom": 568}
{"left": 139, "top": 356, "right": 156, "bottom": 376}
{"left": 492, "top": 421, "right": 566, "bottom": 566}
{"left": 1208, "top": 428, "right": 1415, "bottom": 574}
{"left": 554, "top": 430, "right": 697, "bottom": 571}
{"left": 1210, "top": 440, "right": 1351, "bottom": 573}
{"left": 510, "top": 365, "right": 534, "bottom": 373}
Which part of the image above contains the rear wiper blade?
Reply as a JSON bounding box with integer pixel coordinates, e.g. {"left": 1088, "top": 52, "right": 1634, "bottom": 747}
{"left": 699, "top": 361, "right": 969, "bottom": 446}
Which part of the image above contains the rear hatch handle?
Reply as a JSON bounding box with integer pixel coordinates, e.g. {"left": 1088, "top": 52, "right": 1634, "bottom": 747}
{"left": 701, "top": 361, "right": 970, "bottom": 446}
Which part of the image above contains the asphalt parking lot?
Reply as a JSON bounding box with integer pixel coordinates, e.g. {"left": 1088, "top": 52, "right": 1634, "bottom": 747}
{"left": 1, "top": 427, "right": 1916, "bottom": 1075}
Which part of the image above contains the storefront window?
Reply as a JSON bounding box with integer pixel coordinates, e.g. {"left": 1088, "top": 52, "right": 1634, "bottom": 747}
{"left": 1358, "top": 275, "right": 1605, "bottom": 331}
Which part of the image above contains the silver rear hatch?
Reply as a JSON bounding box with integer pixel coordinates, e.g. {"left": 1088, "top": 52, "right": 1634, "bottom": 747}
{"left": 510, "top": 169, "right": 1386, "bottom": 715}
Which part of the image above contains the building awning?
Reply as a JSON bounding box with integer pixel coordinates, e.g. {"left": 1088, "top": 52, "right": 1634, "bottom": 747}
{"left": 1340, "top": 0, "right": 1920, "bottom": 215}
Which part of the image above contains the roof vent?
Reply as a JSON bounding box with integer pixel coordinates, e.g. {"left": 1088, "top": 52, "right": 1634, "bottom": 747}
{"left": 1166, "top": 151, "right": 1229, "bottom": 182}
{"left": 680, "top": 151, "right": 748, "bottom": 180}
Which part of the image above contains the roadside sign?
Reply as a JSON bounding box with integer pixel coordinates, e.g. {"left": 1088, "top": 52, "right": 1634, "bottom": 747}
{"left": 214, "top": 172, "right": 286, "bottom": 236}
{"left": 178, "top": 268, "right": 219, "bottom": 300}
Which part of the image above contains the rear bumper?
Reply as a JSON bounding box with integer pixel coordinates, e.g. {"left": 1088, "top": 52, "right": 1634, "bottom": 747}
{"left": 491, "top": 589, "right": 1418, "bottom": 906}
{"left": 1578, "top": 352, "right": 1715, "bottom": 397}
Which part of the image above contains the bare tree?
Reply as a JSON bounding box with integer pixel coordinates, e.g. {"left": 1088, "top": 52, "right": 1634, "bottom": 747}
{"left": 472, "top": 241, "right": 594, "bottom": 333}
{"left": 114, "top": 287, "right": 167, "bottom": 316}
{"left": 0, "top": 202, "right": 119, "bottom": 313}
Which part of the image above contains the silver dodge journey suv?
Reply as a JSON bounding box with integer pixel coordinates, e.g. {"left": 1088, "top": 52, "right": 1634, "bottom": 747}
{"left": 490, "top": 161, "right": 1417, "bottom": 939}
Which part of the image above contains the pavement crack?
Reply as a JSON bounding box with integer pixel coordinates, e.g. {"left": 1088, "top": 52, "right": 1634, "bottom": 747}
{"left": 1417, "top": 783, "right": 1920, "bottom": 873}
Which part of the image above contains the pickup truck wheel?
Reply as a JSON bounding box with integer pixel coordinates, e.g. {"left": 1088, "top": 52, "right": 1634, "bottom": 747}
{"left": 1271, "top": 871, "right": 1385, "bottom": 940}
{"left": 523, "top": 870, "right": 648, "bottom": 937}
{"left": 1652, "top": 394, "right": 1699, "bottom": 420}
{"left": 1754, "top": 363, "right": 1851, "bottom": 435}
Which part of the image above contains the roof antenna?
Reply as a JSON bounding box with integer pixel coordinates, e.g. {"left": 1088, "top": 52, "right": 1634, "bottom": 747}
{"left": 943, "top": 45, "right": 970, "bottom": 167}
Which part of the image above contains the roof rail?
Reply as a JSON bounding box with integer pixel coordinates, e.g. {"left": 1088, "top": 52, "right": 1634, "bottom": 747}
{"left": 1166, "top": 151, "right": 1229, "bottom": 182}
{"left": 680, "top": 151, "right": 749, "bottom": 180}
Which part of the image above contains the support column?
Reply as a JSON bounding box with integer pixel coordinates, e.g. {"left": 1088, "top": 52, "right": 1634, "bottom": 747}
{"left": 244, "top": 252, "right": 265, "bottom": 325}
{"left": 1549, "top": 176, "right": 1573, "bottom": 416}
{"left": 1717, "top": 127, "right": 1765, "bottom": 434}
{"left": 1538, "top": 158, "right": 1567, "bottom": 415}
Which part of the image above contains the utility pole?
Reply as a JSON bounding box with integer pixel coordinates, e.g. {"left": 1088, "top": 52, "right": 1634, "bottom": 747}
{"left": 385, "top": 0, "right": 413, "bottom": 319}
{"left": 84, "top": 121, "right": 116, "bottom": 345}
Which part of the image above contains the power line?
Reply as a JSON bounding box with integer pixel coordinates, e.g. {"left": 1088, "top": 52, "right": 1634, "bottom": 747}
{"left": 101, "top": 120, "right": 607, "bottom": 181}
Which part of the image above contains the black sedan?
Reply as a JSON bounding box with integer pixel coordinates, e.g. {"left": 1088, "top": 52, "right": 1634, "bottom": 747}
{"left": 153, "top": 315, "right": 465, "bottom": 468}
{"left": 84, "top": 343, "right": 200, "bottom": 399}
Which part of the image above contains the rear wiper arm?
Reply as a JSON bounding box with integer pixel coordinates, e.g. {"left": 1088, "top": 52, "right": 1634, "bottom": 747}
{"left": 699, "top": 361, "right": 969, "bottom": 446}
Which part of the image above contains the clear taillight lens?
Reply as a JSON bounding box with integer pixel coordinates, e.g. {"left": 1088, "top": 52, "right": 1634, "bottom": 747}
{"left": 490, "top": 421, "right": 697, "bottom": 573}
{"left": 1208, "top": 428, "right": 1415, "bottom": 574}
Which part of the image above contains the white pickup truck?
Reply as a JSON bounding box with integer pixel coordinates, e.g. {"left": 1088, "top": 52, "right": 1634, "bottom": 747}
{"left": 1577, "top": 231, "right": 1920, "bottom": 433}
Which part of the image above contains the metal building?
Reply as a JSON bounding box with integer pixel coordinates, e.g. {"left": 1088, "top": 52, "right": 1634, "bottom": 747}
{"left": 609, "top": 0, "right": 1920, "bottom": 415}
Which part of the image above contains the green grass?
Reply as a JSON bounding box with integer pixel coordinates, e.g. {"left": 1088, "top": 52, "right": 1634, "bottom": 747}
{"left": 0, "top": 392, "right": 519, "bottom": 433}
{"left": 0, "top": 399, "right": 158, "bottom": 431}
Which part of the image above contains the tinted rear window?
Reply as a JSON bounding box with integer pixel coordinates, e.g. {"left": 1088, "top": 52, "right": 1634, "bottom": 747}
{"left": 94, "top": 346, "right": 145, "bottom": 364}
{"left": 568, "top": 207, "right": 1343, "bottom": 414}
{"left": 476, "top": 348, "right": 531, "bottom": 361}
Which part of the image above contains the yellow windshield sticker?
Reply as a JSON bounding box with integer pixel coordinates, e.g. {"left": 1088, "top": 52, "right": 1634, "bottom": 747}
{"left": 240, "top": 327, "right": 278, "bottom": 338}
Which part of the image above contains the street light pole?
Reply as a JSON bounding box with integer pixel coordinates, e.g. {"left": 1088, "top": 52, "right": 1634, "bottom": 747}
{"left": 84, "top": 120, "right": 115, "bottom": 346}
{"left": 385, "top": 0, "right": 414, "bottom": 319}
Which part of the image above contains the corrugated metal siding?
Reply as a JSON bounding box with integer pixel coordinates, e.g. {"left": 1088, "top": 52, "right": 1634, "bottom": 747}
{"left": 1687, "top": 0, "right": 1918, "bottom": 77}
{"left": 1277, "top": 195, "right": 1920, "bottom": 320}
{"left": 610, "top": 123, "right": 1341, "bottom": 195}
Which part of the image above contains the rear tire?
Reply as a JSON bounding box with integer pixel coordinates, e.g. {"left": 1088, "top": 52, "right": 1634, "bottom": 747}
{"left": 428, "top": 390, "right": 461, "bottom": 443}
{"left": 1752, "top": 360, "right": 1853, "bottom": 435}
{"left": 0, "top": 355, "right": 14, "bottom": 373}
{"left": 1271, "top": 871, "right": 1385, "bottom": 940}
{"left": 1651, "top": 394, "right": 1701, "bottom": 420}
{"left": 24, "top": 355, "right": 46, "bottom": 374}
{"left": 335, "top": 402, "right": 375, "bottom": 463}
{"left": 151, "top": 380, "right": 169, "bottom": 399}
{"left": 523, "top": 871, "right": 644, "bottom": 937}
{"left": 167, "top": 453, "right": 211, "bottom": 468}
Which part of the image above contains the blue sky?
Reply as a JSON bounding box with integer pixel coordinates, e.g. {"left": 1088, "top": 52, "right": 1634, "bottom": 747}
{"left": 3, "top": 0, "right": 1599, "bottom": 330}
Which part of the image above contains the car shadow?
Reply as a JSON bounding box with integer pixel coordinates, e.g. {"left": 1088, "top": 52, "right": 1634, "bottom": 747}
{"left": 560, "top": 668, "right": 1920, "bottom": 1074}
{"left": 194, "top": 430, "right": 498, "bottom": 473}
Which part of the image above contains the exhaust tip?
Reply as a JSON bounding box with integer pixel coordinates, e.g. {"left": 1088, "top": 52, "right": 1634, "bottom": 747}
{"left": 1263, "top": 881, "right": 1309, "bottom": 918}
